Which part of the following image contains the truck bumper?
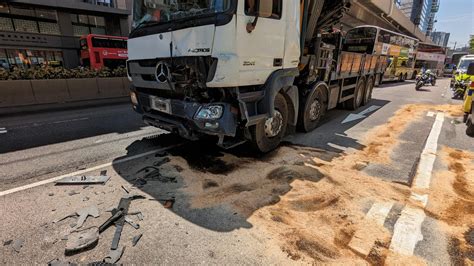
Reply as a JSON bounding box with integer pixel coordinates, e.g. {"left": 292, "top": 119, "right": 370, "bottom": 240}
{"left": 130, "top": 88, "right": 238, "bottom": 140}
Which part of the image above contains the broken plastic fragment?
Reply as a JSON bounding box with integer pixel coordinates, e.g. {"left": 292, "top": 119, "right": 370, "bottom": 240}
{"left": 65, "top": 227, "right": 99, "bottom": 253}
{"left": 103, "top": 246, "right": 125, "bottom": 264}
{"left": 12, "top": 239, "right": 24, "bottom": 253}
{"left": 132, "top": 234, "right": 143, "bottom": 247}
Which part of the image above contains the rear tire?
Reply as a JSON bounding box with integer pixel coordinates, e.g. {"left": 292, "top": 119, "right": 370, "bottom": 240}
{"left": 404, "top": 73, "right": 408, "bottom": 81}
{"left": 466, "top": 114, "right": 474, "bottom": 137}
{"left": 346, "top": 78, "right": 365, "bottom": 110}
{"left": 250, "top": 93, "right": 288, "bottom": 153}
{"left": 299, "top": 84, "right": 326, "bottom": 132}
{"left": 363, "top": 77, "right": 374, "bottom": 106}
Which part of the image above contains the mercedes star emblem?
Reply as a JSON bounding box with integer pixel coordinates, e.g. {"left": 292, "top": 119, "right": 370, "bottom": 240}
{"left": 155, "top": 62, "right": 171, "bottom": 83}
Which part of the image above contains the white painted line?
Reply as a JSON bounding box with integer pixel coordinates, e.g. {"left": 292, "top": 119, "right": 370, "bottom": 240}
{"left": 426, "top": 111, "right": 435, "bottom": 117}
{"left": 51, "top": 117, "right": 89, "bottom": 124}
{"left": 0, "top": 130, "right": 7, "bottom": 134}
{"left": 410, "top": 193, "right": 429, "bottom": 207}
{"left": 0, "top": 146, "right": 178, "bottom": 197}
{"left": 389, "top": 112, "right": 444, "bottom": 256}
{"left": 389, "top": 206, "right": 426, "bottom": 256}
{"left": 366, "top": 201, "right": 394, "bottom": 226}
{"left": 413, "top": 112, "right": 445, "bottom": 189}
{"left": 348, "top": 201, "right": 393, "bottom": 256}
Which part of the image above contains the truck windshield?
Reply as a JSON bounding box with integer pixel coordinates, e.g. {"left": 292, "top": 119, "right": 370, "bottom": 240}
{"left": 132, "top": 0, "right": 232, "bottom": 30}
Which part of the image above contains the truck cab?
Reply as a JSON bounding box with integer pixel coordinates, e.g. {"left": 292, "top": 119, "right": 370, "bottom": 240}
{"left": 127, "top": 0, "right": 362, "bottom": 152}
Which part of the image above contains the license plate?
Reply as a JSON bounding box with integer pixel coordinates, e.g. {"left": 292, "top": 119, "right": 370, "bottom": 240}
{"left": 150, "top": 96, "right": 171, "bottom": 114}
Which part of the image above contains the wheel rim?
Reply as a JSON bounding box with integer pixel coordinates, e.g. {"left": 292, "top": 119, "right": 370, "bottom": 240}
{"left": 309, "top": 99, "right": 322, "bottom": 121}
{"left": 264, "top": 110, "right": 283, "bottom": 138}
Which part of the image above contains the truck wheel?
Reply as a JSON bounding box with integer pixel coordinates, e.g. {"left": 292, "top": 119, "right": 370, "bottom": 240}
{"left": 363, "top": 77, "right": 374, "bottom": 106}
{"left": 346, "top": 79, "right": 365, "bottom": 110}
{"left": 467, "top": 114, "right": 474, "bottom": 137}
{"left": 251, "top": 93, "right": 288, "bottom": 153}
{"left": 299, "top": 85, "right": 326, "bottom": 132}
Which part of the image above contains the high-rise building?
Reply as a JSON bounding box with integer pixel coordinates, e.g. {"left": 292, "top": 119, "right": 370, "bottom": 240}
{"left": 395, "top": 0, "right": 440, "bottom": 36}
{"left": 0, "top": 0, "right": 131, "bottom": 69}
{"left": 431, "top": 31, "right": 450, "bottom": 47}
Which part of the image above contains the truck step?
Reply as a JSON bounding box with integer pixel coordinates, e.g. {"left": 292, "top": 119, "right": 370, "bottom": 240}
{"left": 238, "top": 91, "right": 265, "bottom": 102}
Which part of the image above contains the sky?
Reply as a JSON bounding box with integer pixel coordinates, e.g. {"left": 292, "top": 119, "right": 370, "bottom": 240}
{"left": 434, "top": 0, "right": 474, "bottom": 48}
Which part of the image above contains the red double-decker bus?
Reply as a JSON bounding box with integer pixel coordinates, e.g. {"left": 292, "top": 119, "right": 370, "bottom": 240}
{"left": 80, "top": 34, "right": 128, "bottom": 70}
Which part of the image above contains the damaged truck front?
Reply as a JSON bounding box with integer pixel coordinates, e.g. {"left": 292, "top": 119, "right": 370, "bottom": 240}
{"left": 128, "top": 0, "right": 350, "bottom": 152}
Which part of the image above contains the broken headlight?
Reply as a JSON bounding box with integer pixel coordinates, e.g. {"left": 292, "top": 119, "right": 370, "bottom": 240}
{"left": 195, "top": 105, "right": 223, "bottom": 120}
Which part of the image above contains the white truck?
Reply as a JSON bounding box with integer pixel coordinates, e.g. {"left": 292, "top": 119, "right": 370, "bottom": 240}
{"left": 127, "top": 0, "right": 387, "bottom": 152}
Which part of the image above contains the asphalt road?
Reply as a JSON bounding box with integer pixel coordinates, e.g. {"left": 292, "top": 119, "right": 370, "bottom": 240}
{"left": 1, "top": 79, "right": 473, "bottom": 264}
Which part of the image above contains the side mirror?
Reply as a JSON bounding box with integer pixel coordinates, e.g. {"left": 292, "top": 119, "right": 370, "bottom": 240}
{"left": 467, "top": 63, "right": 474, "bottom": 76}
{"left": 453, "top": 66, "right": 457, "bottom": 71}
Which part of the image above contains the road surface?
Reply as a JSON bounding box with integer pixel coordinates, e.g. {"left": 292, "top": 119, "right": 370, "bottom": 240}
{"left": 1, "top": 79, "right": 473, "bottom": 264}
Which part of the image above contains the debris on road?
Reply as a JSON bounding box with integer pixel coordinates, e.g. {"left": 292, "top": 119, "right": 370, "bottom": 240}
{"left": 47, "top": 258, "right": 75, "bottom": 266}
{"left": 65, "top": 227, "right": 99, "bottom": 253}
{"left": 48, "top": 193, "right": 54, "bottom": 196}
{"left": 3, "top": 239, "right": 12, "bottom": 246}
{"left": 121, "top": 185, "right": 130, "bottom": 194}
{"left": 203, "top": 179, "right": 219, "bottom": 189}
{"left": 132, "top": 233, "right": 143, "bottom": 247}
{"left": 104, "top": 246, "right": 125, "bottom": 264}
{"left": 12, "top": 239, "right": 24, "bottom": 253}
{"left": 125, "top": 216, "right": 140, "bottom": 229}
{"left": 99, "top": 195, "right": 144, "bottom": 250}
{"left": 74, "top": 206, "right": 99, "bottom": 229}
{"left": 56, "top": 170, "right": 110, "bottom": 185}
{"left": 153, "top": 157, "right": 171, "bottom": 167}
{"left": 68, "top": 191, "right": 80, "bottom": 196}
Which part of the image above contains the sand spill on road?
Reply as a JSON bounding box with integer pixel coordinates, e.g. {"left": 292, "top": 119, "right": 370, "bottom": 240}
{"left": 173, "top": 103, "right": 466, "bottom": 263}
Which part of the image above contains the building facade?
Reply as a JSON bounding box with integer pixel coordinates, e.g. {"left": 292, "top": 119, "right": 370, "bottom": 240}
{"left": 431, "top": 31, "right": 450, "bottom": 47}
{"left": 395, "top": 0, "right": 439, "bottom": 36}
{"left": 0, "top": 0, "right": 131, "bottom": 69}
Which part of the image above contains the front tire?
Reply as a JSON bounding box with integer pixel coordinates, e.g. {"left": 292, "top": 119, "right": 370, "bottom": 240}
{"left": 250, "top": 93, "right": 288, "bottom": 153}
{"left": 416, "top": 80, "right": 423, "bottom": 91}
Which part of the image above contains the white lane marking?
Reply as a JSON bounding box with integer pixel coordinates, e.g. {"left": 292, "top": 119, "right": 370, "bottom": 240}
{"left": 51, "top": 117, "right": 89, "bottom": 124}
{"left": 426, "top": 111, "right": 435, "bottom": 117}
{"left": 0, "top": 146, "right": 178, "bottom": 197}
{"left": 348, "top": 201, "right": 393, "bottom": 256}
{"left": 389, "top": 112, "right": 445, "bottom": 256}
{"left": 413, "top": 112, "right": 445, "bottom": 189}
{"left": 0, "top": 128, "right": 6, "bottom": 134}
{"left": 410, "top": 193, "right": 429, "bottom": 207}
{"left": 342, "top": 105, "right": 382, "bottom": 124}
{"left": 10, "top": 117, "right": 90, "bottom": 129}
{"left": 389, "top": 206, "right": 426, "bottom": 256}
{"left": 366, "top": 201, "right": 394, "bottom": 226}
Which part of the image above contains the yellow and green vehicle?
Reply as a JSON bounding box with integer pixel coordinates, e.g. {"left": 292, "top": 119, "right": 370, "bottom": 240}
{"left": 458, "top": 56, "right": 474, "bottom": 136}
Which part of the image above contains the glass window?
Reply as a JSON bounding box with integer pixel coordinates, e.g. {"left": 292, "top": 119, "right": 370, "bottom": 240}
{"left": 10, "top": 5, "right": 35, "bottom": 17}
{"left": 0, "top": 17, "right": 14, "bottom": 31}
{"left": 88, "top": 16, "right": 106, "bottom": 27}
{"left": 70, "top": 14, "right": 78, "bottom": 23}
{"left": 90, "top": 27, "right": 106, "bottom": 35}
{"left": 78, "top": 14, "right": 89, "bottom": 24}
{"left": 245, "top": 0, "right": 283, "bottom": 19}
{"left": 35, "top": 9, "right": 58, "bottom": 21}
{"left": 0, "top": 49, "right": 10, "bottom": 69}
{"left": 13, "top": 19, "right": 39, "bottom": 33}
{"left": 0, "top": 2, "right": 9, "bottom": 13}
{"left": 38, "top": 22, "right": 60, "bottom": 35}
{"left": 73, "top": 25, "right": 90, "bottom": 36}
